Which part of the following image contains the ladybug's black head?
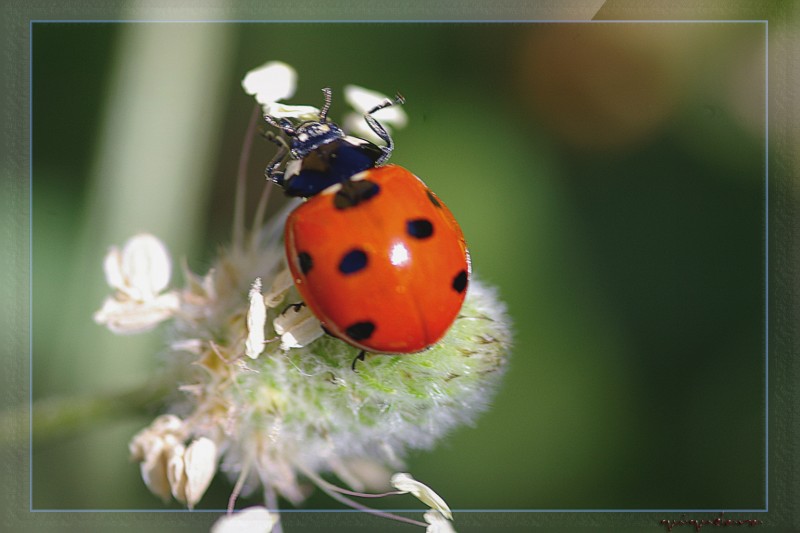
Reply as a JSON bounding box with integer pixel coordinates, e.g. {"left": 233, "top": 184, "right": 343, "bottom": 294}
{"left": 289, "top": 121, "right": 345, "bottom": 159}
{"left": 263, "top": 87, "right": 346, "bottom": 159}
{"left": 264, "top": 87, "right": 396, "bottom": 198}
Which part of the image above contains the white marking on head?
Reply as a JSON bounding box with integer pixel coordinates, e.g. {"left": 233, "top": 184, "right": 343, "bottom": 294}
{"left": 344, "top": 135, "right": 370, "bottom": 146}
{"left": 285, "top": 159, "right": 302, "bottom": 179}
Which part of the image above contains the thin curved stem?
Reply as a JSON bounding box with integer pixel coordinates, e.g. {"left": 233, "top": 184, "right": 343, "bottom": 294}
{"left": 298, "top": 465, "right": 427, "bottom": 529}
{"left": 318, "top": 483, "right": 404, "bottom": 499}
{"left": 249, "top": 178, "right": 274, "bottom": 252}
{"left": 228, "top": 459, "right": 252, "bottom": 513}
{"left": 264, "top": 484, "right": 283, "bottom": 533}
{"left": 233, "top": 104, "right": 262, "bottom": 252}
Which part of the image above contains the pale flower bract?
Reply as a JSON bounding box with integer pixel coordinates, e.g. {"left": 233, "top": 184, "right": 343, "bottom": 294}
{"left": 179, "top": 437, "right": 218, "bottom": 509}
{"left": 212, "top": 507, "right": 279, "bottom": 533}
{"left": 245, "top": 278, "right": 267, "bottom": 359}
{"left": 96, "top": 60, "right": 511, "bottom": 532}
{"left": 392, "top": 473, "right": 453, "bottom": 520}
{"left": 424, "top": 510, "right": 457, "bottom": 533}
{"left": 242, "top": 61, "right": 320, "bottom": 120}
{"left": 242, "top": 61, "right": 297, "bottom": 105}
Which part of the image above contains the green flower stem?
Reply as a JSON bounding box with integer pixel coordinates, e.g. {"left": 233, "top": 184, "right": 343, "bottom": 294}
{"left": 2, "top": 381, "right": 170, "bottom": 448}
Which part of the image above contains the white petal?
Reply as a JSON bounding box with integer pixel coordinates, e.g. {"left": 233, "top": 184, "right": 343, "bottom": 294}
{"left": 201, "top": 270, "right": 217, "bottom": 300}
{"left": 245, "top": 278, "right": 267, "bottom": 359}
{"left": 242, "top": 61, "right": 297, "bottom": 105}
{"left": 211, "top": 507, "right": 279, "bottom": 533}
{"left": 170, "top": 338, "right": 204, "bottom": 355}
{"left": 129, "top": 434, "right": 148, "bottom": 462}
{"left": 391, "top": 473, "right": 452, "bottom": 520}
{"left": 129, "top": 416, "right": 183, "bottom": 462}
{"left": 344, "top": 84, "right": 408, "bottom": 127}
{"left": 263, "top": 102, "right": 320, "bottom": 121}
{"left": 139, "top": 437, "right": 172, "bottom": 502}
{"left": 102, "top": 246, "right": 126, "bottom": 292}
{"left": 93, "top": 292, "right": 179, "bottom": 334}
{"left": 273, "top": 304, "right": 324, "bottom": 350}
{"left": 129, "top": 425, "right": 157, "bottom": 462}
{"left": 182, "top": 437, "right": 218, "bottom": 509}
{"left": 149, "top": 414, "right": 185, "bottom": 436}
{"left": 264, "top": 267, "right": 293, "bottom": 308}
{"left": 166, "top": 443, "right": 187, "bottom": 503}
{"left": 424, "top": 510, "right": 457, "bottom": 533}
{"left": 278, "top": 319, "right": 325, "bottom": 350}
{"left": 121, "top": 234, "right": 173, "bottom": 300}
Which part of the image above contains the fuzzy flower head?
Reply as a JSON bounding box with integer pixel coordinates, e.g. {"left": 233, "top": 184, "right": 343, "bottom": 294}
{"left": 97, "top": 61, "right": 511, "bottom": 529}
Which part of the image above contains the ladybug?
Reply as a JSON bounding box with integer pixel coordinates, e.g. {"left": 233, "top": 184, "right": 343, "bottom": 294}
{"left": 264, "top": 88, "right": 470, "bottom": 360}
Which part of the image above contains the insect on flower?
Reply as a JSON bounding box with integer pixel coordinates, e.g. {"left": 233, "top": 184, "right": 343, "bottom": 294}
{"left": 264, "top": 88, "right": 471, "bottom": 366}
{"left": 97, "top": 61, "right": 511, "bottom": 533}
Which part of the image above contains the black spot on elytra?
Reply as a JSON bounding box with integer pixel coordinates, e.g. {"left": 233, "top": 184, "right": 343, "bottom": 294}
{"left": 452, "top": 270, "right": 468, "bottom": 294}
{"left": 334, "top": 179, "right": 381, "bottom": 210}
{"left": 406, "top": 218, "right": 434, "bottom": 239}
{"left": 426, "top": 189, "right": 442, "bottom": 208}
{"left": 346, "top": 321, "right": 376, "bottom": 341}
{"left": 298, "top": 251, "right": 313, "bottom": 274}
{"left": 339, "top": 248, "right": 368, "bottom": 274}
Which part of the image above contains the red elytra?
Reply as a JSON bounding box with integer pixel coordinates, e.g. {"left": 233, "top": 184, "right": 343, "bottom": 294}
{"left": 285, "top": 164, "right": 470, "bottom": 354}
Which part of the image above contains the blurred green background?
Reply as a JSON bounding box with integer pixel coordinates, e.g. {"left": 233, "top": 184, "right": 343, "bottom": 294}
{"left": 31, "top": 20, "right": 767, "bottom": 518}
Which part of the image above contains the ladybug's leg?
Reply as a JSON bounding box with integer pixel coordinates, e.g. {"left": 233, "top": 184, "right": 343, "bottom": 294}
{"left": 263, "top": 131, "right": 290, "bottom": 186}
{"left": 273, "top": 302, "right": 325, "bottom": 349}
{"left": 350, "top": 350, "right": 367, "bottom": 372}
{"left": 364, "top": 93, "right": 405, "bottom": 165}
{"left": 280, "top": 301, "right": 305, "bottom": 315}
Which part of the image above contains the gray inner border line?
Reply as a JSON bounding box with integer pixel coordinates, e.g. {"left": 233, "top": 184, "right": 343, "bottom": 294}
{"left": 28, "top": 18, "right": 770, "bottom": 514}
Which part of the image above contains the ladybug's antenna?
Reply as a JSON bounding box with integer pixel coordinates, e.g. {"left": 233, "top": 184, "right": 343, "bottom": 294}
{"left": 319, "top": 87, "right": 333, "bottom": 123}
